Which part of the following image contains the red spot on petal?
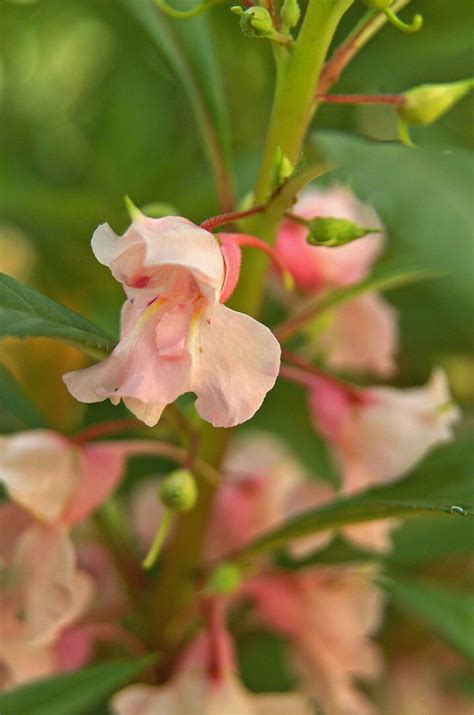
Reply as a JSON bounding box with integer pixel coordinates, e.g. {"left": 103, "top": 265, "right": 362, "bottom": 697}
{"left": 132, "top": 275, "right": 150, "bottom": 288}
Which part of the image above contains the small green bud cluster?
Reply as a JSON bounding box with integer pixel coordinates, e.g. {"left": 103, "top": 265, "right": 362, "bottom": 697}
{"left": 231, "top": 6, "right": 275, "bottom": 39}
{"left": 159, "top": 469, "right": 198, "bottom": 512}
{"left": 305, "top": 217, "right": 379, "bottom": 247}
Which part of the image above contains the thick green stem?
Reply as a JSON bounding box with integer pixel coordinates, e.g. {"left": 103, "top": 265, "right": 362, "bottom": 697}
{"left": 152, "top": 0, "right": 353, "bottom": 652}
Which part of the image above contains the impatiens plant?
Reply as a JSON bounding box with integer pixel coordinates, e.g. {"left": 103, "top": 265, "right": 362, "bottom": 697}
{"left": 0, "top": 0, "right": 473, "bottom": 713}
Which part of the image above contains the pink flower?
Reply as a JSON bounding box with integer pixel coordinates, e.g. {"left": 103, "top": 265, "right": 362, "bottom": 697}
{"left": 0, "top": 504, "right": 93, "bottom": 688}
{"left": 0, "top": 429, "right": 163, "bottom": 526}
{"left": 317, "top": 293, "right": 398, "bottom": 377}
{"left": 310, "top": 369, "right": 460, "bottom": 490}
{"left": 111, "top": 630, "right": 312, "bottom": 715}
{"left": 0, "top": 429, "right": 165, "bottom": 658}
{"left": 276, "top": 186, "right": 384, "bottom": 292}
{"left": 275, "top": 186, "right": 398, "bottom": 377}
{"left": 63, "top": 215, "right": 281, "bottom": 427}
{"left": 245, "top": 567, "right": 384, "bottom": 715}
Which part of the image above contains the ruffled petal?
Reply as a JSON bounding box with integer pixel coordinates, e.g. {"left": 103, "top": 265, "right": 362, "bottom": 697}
{"left": 0, "top": 431, "right": 78, "bottom": 523}
{"left": 191, "top": 304, "right": 281, "bottom": 428}
{"left": 16, "top": 524, "right": 94, "bottom": 644}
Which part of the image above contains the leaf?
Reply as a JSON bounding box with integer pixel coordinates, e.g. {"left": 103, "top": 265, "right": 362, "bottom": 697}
{"left": 0, "top": 656, "right": 157, "bottom": 715}
{"left": 0, "top": 362, "right": 45, "bottom": 433}
{"left": 383, "top": 576, "right": 474, "bottom": 661}
{"left": 313, "top": 257, "right": 436, "bottom": 317}
{"left": 118, "top": 0, "right": 233, "bottom": 208}
{"left": 0, "top": 273, "right": 116, "bottom": 358}
{"left": 230, "top": 439, "right": 474, "bottom": 561}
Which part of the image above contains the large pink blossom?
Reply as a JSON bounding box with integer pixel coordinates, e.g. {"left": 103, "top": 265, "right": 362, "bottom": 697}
{"left": 63, "top": 215, "right": 281, "bottom": 427}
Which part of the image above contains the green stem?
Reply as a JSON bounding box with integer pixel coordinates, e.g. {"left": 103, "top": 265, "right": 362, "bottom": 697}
{"left": 152, "top": 0, "right": 354, "bottom": 652}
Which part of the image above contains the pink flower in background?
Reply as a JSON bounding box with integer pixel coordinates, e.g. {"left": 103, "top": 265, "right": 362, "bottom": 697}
{"left": 112, "top": 629, "right": 312, "bottom": 715}
{"left": 317, "top": 293, "right": 398, "bottom": 377}
{"left": 275, "top": 186, "right": 398, "bottom": 377}
{"left": 246, "top": 567, "right": 383, "bottom": 715}
{"left": 310, "top": 368, "right": 460, "bottom": 491}
{"left": 63, "top": 215, "right": 280, "bottom": 427}
{"left": 276, "top": 186, "right": 384, "bottom": 291}
{"left": 0, "top": 504, "right": 93, "bottom": 688}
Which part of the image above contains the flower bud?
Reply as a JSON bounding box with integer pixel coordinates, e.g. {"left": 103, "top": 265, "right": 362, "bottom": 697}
{"left": 159, "top": 469, "right": 198, "bottom": 512}
{"left": 231, "top": 6, "right": 275, "bottom": 39}
{"left": 306, "top": 217, "right": 379, "bottom": 247}
{"left": 205, "top": 562, "right": 242, "bottom": 594}
{"left": 399, "top": 79, "right": 474, "bottom": 126}
{"left": 281, "top": 0, "right": 300, "bottom": 29}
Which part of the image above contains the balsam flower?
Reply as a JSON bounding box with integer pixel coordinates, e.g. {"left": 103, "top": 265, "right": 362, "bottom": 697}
{"left": 0, "top": 504, "right": 93, "bottom": 688}
{"left": 0, "top": 429, "right": 169, "bottom": 643}
{"left": 310, "top": 368, "right": 460, "bottom": 490}
{"left": 276, "top": 186, "right": 398, "bottom": 377}
{"left": 63, "top": 215, "right": 281, "bottom": 427}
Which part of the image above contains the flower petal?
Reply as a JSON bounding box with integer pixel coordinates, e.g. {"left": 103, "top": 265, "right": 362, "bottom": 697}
{"left": 0, "top": 431, "right": 78, "bottom": 523}
{"left": 16, "top": 524, "right": 94, "bottom": 644}
{"left": 320, "top": 293, "right": 398, "bottom": 377}
{"left": 191, "top": 304, "right": 281, "bottom": 428}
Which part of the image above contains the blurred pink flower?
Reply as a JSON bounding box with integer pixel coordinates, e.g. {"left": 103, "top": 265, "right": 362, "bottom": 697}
{"left": 276, "top": 186, "right": 384, "bottom": 292}
{"left": 0, "top": 504, "right": 93, "bottom": 688}
{"left": 310, "top": 368, "right": 460, "bottom": 491}
{"left": 317, "top": 293, "right": 398, "bottom": 377}
{"left": 246, "top": 567, "right": 383, "bottom": 715}
{"left": 111, "top": 630, "right": 312, "bottom": 715}
{"left": 64, "top": 215, "right": 280, "bottom": 427}
{"left": 276, "top": 186, "right": 398, "bottom": 377}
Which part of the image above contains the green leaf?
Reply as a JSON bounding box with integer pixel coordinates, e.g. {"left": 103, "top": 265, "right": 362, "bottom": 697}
{"left": 118, "top": 0, "right": 233, "bottom": 208}
{"left": 0, "top": 273, "right": 116, "bottom": 358}
{"left": 313, "top": 257, "right": 437, "bottom": 317}
{"left": 230, "top": 440, "right": 474, "bottom": 561}
{"left": 383, "top": 577, "right": 474, "bottom": 661}
{"left": 0, "top": 656, "right": 156, "bottom": 715}
{"left": 0, "top": 363, "right": 45, "bottom": 433}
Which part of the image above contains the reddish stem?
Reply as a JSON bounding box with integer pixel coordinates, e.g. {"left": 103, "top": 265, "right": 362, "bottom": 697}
{"left": 71, "top": 418, "right": 143, "bottom": 444}
{"left": 317, "top": 93, "right": 404, "bottom": 106}
{"left": 281, "top": 349, "right": 362, "bottom": 399}
{"left": 202, "top": 598, "right": 228, "bottom": 682}
{"left": 200, "top": 204, "right": 266, "bottom": 232}
{"left": 223, "top": 233, "right": 290, "bottom": 281}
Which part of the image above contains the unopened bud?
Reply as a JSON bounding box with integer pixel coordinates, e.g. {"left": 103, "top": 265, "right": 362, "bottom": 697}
{"left": 205, "top": 562, "right": 242, "bottom": 594}
{"left": 159, "top": 469, "right": 197, "bottom": 512}
{"left": 231, "top": 6, "right": 275, "bottom": 39}
{"left": 281, "top": 0, "right": 300, "bottom": 29}
{"left": 306, "top": 217, "right": 379, "bottom": 247}
{"left": 399, "top": 79, "right": 474, "bottom": 126}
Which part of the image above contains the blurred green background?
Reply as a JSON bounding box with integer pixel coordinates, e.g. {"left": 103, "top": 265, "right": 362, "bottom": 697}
{"left": 0, "top": 1, "right": 473, "bottom": 707}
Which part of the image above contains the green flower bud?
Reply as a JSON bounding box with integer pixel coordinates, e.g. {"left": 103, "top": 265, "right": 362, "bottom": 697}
{"left": 159, "top": 469, "right": 197, "bottom": 512}
{"left": 205, "top": 562, "right": 242, "bottom": 594}
{"left": 306, "top": 217, "right": 379, "bottom": 247}
{"left": 281, "top": 0, "right": 300, "bottom": 29}
{"left": 231, "top": 6, "right": 275, "bottom": 39}
{"left": 399, "top": 79, "right": 474, "bottom": 126}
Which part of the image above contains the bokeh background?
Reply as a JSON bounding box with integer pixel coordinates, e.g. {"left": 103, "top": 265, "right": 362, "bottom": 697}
{"left": 0, "top": 0, "right": 473, "bottom": 707}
